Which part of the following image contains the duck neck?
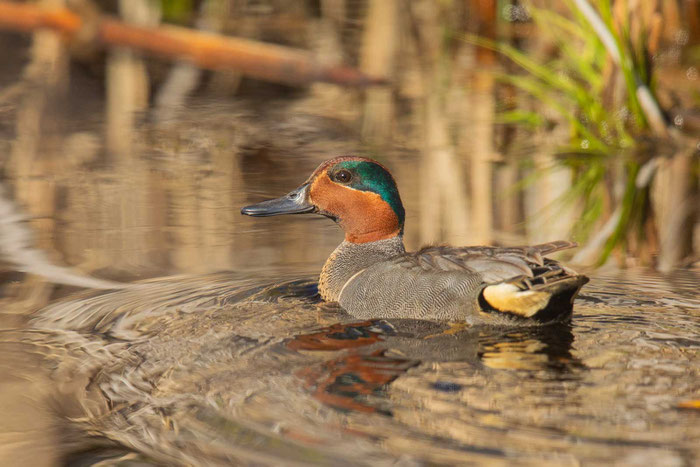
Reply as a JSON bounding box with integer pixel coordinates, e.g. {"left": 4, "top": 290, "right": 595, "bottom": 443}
{"left": 319, "top": 235, "right": 405, "bottom": 302}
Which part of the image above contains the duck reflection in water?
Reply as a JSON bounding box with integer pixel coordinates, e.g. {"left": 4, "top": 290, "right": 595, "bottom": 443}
{"left": 288, "top": 319, "right": 579, "bottom": 414}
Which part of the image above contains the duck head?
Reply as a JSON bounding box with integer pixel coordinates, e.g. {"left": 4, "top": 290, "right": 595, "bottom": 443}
{"left": 241, "top": 156, "right": 405, "bottom": 243}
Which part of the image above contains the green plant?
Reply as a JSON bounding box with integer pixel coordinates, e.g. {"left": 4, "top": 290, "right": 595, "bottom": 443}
{"left": 464, "top": 0, "right": 663, "bottom": 265}
{"left": 161, "top": 0, "right": 194, "bottom": 24}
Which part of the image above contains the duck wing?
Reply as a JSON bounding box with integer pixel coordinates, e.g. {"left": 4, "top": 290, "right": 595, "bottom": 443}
{"left": 403, "top": 241, "right": 578, "bottom": 284}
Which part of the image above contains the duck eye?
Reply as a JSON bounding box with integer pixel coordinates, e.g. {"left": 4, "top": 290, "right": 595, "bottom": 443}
{"left": 334, "top": 170, "right": 352, "bottom": 183}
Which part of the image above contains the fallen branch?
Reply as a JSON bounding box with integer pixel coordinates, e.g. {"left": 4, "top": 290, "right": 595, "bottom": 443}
{"left": 0, "top": 1, "right": 385, "bottom": 87}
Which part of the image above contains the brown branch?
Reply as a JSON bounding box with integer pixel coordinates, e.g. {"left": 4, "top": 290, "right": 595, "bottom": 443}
{"left": 0, "top": 1, "right": 385, "bottom": 87}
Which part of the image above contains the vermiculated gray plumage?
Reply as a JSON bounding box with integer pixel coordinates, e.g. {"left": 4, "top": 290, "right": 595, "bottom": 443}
{"left": 321, "top": 239, "right": 588, "bottom": 324}
{"left": 319, "top": 236, "right": 406, "bottom": 302}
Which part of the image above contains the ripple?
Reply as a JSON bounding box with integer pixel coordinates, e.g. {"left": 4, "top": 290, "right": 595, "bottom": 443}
{"left": 5, "top": 269, "right": 696, "bottom": 465}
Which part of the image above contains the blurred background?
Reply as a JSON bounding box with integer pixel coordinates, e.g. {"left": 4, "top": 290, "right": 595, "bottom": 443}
{"left": 0, "top": 0, "right": 698, "bottom": 292}
{"left": 0, "top": 2, "right": 699, "bottom": 465}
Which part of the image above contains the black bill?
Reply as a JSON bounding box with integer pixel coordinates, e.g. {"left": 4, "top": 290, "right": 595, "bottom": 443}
{"left": 241, "top": 183, "right": 315, "bottom": 217}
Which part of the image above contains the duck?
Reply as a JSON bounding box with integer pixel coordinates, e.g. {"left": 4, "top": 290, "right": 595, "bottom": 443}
{"left": 241, "top": 156, "right": 588, "bottom": 324}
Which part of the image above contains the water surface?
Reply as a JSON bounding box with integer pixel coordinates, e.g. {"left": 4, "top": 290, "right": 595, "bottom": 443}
{"left": 0, "top": 104, "right": 698, "bottom": 466}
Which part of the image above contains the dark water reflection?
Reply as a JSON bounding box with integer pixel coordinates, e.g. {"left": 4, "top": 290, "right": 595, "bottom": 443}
{"left": 0, "top": 106, "right": 698, "bottom": 465}
{"left": 289, "top": 319, "right": 580, "bottom": 416}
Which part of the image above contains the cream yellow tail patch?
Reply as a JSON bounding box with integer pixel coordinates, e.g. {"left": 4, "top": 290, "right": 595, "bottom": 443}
{"left": 482, "top": 283, "right": 551, "bottom": 318}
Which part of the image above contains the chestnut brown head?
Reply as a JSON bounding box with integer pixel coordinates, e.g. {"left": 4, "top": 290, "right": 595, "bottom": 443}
{"left": 241, "top": 156, "right": 404, "bottom": 243}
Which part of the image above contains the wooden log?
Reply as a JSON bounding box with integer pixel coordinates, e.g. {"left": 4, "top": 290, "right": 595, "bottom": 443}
{"left": 0, "top": 1, "right": 384, "bottom": 87}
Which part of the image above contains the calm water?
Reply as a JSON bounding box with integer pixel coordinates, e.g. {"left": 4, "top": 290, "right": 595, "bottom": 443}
{"left": 0, "top": 104, "right": 698, "bottom": 466}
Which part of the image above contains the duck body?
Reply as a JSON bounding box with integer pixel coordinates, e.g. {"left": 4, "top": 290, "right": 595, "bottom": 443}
{"left": 242, "top": 156, "right": 588, "bottom": 325}
{"left": 321, "top": 238, "right": 586, "bottom": 324}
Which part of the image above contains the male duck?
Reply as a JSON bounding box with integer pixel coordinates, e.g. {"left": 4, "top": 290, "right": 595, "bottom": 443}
{"left": 242, "top": 156, "right": 588, "bottom": 324}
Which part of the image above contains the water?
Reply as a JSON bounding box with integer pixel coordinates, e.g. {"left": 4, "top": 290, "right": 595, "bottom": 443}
{"left": 0, "top": 103, "right": 698, "bottom": 465}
